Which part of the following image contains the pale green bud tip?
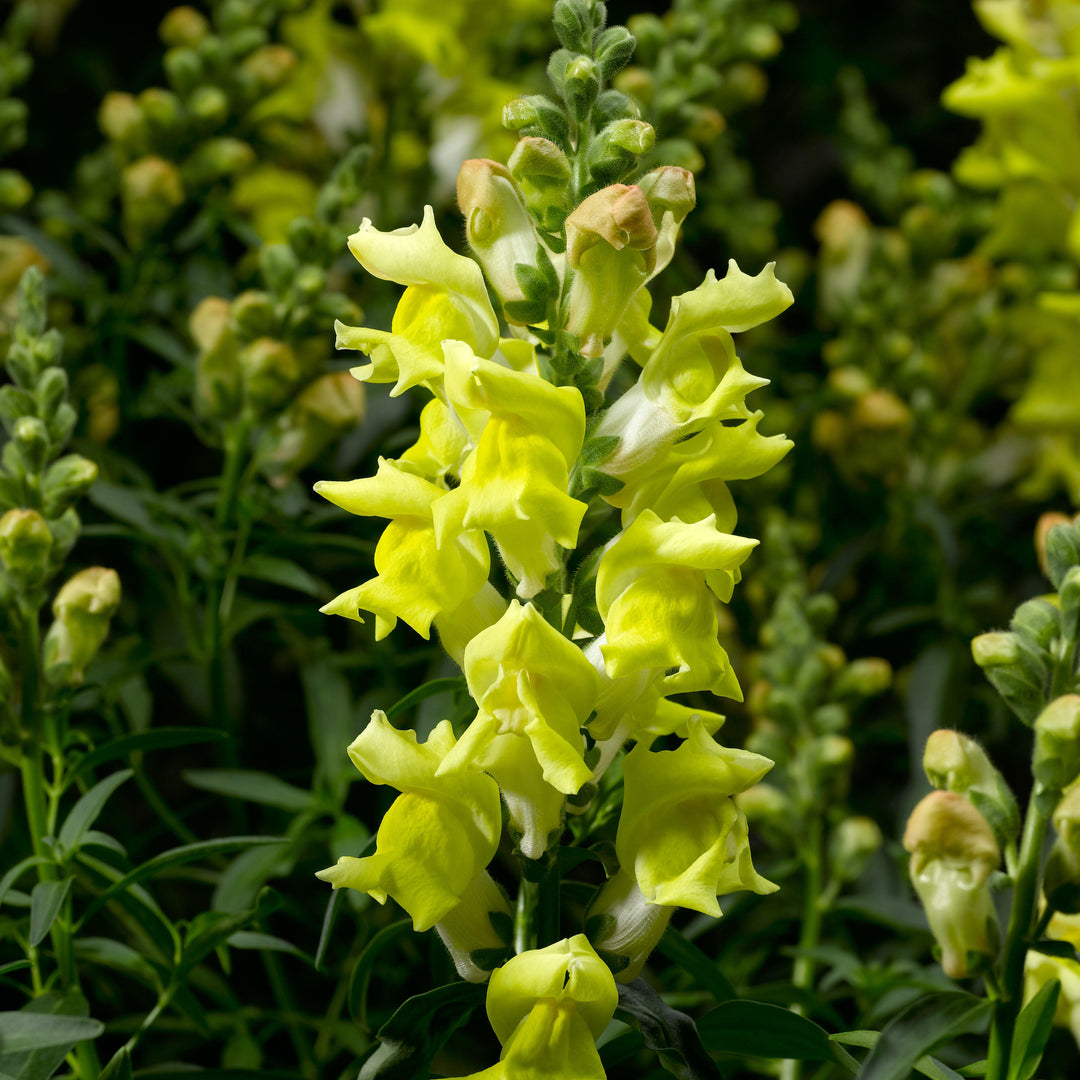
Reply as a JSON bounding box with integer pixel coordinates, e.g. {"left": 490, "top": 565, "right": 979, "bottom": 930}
{"left": 924, "top": 729, "right": 995, "bottom": 792}
{"left": 971, "top": 631, "right": 1020, "bottom": 668}
{"left": 736, "top": 782, "right": 790, "bottom": 824}
{"left": 53, "top": 566, "right": 122, "bottom": 619}
{"left": 828, "top": 816, "right": 883, "bottom": 882}
{"left": 1035, "top": 696, "right": 1080, "bottom": 792}
{"left": 835, "top": 656, "right": 892, "bottom": 697}
{"left": 507, "top": 137, "right": 572, "bottom": 183}
{"left": 0, "top": 508, "right": 52, "bottom": 583}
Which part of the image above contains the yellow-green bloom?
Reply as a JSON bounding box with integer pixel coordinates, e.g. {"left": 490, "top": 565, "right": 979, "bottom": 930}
{"left": 615, "top": 719, "right": 776, "bottom": 917}
{"left": 439, "top": 600, "right": 598, "bottom": 858}
{"left": 1025, "top": 911, "right": 1080, "bottom": 1048}
{"left": 446, "top": 935, "right": 618, "bottom": 1080}
{"left": 397, "top": 397, "right": 472, "bottom": 486}
{"left": 316, "top": 457, "right": 490, "bottom": 640}
{"left": 595, "top": 509, "right": 756, "bottom": 696}
{"left": 335, "top": 205, "right": 499, "bottom": 396}
{"left": 434, "top": 341, "right": 588, "bottom": 598}
{"left": 316, "top": 711, "right": 501, "bottom": 932}
{"left": 596, "top": 261, "right": 792, "bottom": 480}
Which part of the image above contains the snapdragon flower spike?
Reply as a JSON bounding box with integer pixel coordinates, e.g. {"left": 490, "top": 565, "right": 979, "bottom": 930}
{"left": 597, "top": 261, "right": 793, "bottom": 481}
{"left": 438, "top": 600, "right": 598, "bottom": 859}
{"left": 595, "top": 509, "right": 757, "bottom": 696}
{"left": 335, "top": 205, "right": 499, "bottom": 396}
{"left": 614, "top": 718, "right": 778, "bottom": 916}
{"left": 435, "top": 341, "right": 588, "bottom": 598}
{"left": 315, "top": 457, "right": 490, "bottom": 639}
{"left": 446, "top": 935, "right": 618, "bottom": 1080}
{"left": 316, "top": 712, "right": 502, "bottom": 932}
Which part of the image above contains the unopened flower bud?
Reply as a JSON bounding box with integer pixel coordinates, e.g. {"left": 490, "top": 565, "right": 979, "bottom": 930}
{"left": 121, "top": 157, "right": 184, "bottom": 243}
{"left": 457, "top": 159, "right": 546, "bottom": 320}
{"left": 1011, "top": 597, "right": 1060, "bottom": 651}
{"left": 239, "top": 337, "right": 301, "bottom": 416}
{"left": 811, "top": 733, "right": 854, "bottom": 800}
{"left": 1044, "top": 518, "right": 1080, "bottom": 591}
{"left": 563, "top": 56, "right": 600, "bottom": 120}
{"left": 1036, "top": 512, "right": 1072, "bottom": 581}
{"left": 833, "top": 657, "right": 892, "bottom": 699}
{"left": 828, "top": 816, "right": 883, "bottom": 883}
{"left": 42, "top": 455, "right": 98, "bottom": 517}
{"left": 852, "top": 389, "right": 912, "bottom": 432}
{"left": 231, "top": 289, "right": 276, "bottom": 337}
{"left": 241, "top": 44, "right": 296, "bottom": 88}
{"left": 188, "top": 84, "right": 228, "bottom": 128}
{"left": 138, "top": 88, "right": 182, "bottom": 131}
{"left": 43, "top": 567, "right": 122, "bottom": 686}
{"left": 507, "top": 137, "right": 572, "bottom": 231}
{"left": 503, "top": 95, "right": 570, "bottom": 146}
{"left": 182, "top": 137, "right": 255, "bottom": 184}
{"left": 160, "top": 5, "right": 209, "bottom": 47}
{"left": 98, "top": 92, "right": 144, "bottom": 144}
{"left": 0, "top": 170, "right": 31, "bottom": 211}
{"left": 1035, "top": 696, "right": 1080, "bottom": 793}
{"left": 972, "top": 631, "right": 1020, "bottom": 669}
{"left": 1045, "top": 784, "right": 1080, "bottom": 914}
{"left": 595, "top": 25, "right": 636, "bottom": 81}
{"left": 736, "top": 782, "right": 791, "bottom": 827}
{"left": 13, "top": 415, "right": 48, "bottom": 474}
{"left": 0, "top": 508, "right": 53, "bottom": 587}
{"left": 259, "top": 243, "right": 299, "bottom": 296}
{"left": 903, "top": 790, "right": 1000, "bottom": 978}
{"left": 191, "top": 297, "right": 241, "bottom": 419}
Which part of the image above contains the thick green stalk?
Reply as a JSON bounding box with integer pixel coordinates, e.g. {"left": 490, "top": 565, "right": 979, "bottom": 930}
{"left": 986, "top": 783, "right": 1054, "bottom": 1080}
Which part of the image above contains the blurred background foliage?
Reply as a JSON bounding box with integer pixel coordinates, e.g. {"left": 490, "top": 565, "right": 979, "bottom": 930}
{"left": 2, "top": 0, "right": 1079, "bottom": 1076}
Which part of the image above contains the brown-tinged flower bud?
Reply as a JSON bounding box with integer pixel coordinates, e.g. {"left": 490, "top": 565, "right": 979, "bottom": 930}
{"left": 564, "top": 184, "right": 657, "bottom": 357}
{"left": 457, "top": 159, "right": 547, "bottom": 321}
{"left": 852, "top": 389, "right": 913, "bottom": 433}
{"left": 190, "top": 297, "right": 241, "bottom": 419}
{"left": 43, "top": 566, "right": 122, "bottom": 686}
{"left": 239, "top": 337, "right": 301, "bottom": 416}
{"left": 241, "top": 44, "right": 297, "bottom": 89}
{"left": 903, "top": 790, "right": 1000, "bottom": 978}
{"left": 1036, "top": 512, "right": 1073, "bottom": 581}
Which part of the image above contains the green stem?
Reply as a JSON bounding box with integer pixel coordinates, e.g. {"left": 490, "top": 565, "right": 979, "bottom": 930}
{"left": 986, "top": 783, "right": 1054, "bottom": 1080}
{"left": 781, "top": 812, "right": 825, "bottom": 1080}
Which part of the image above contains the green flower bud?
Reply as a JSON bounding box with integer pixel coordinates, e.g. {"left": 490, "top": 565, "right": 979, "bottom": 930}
{"left": 1011, "top": 596, "right": 1061, "bottom": 651}
{"left": 0, "top": 508, "right": 53, "bottom": 587}
{"left": 1035, "top": 696, "right": 1080, "bottom": 793}
{"left": 42, "top": 455, "right": 98, "bottom": 517}
{"left": 35, "top": 366, "right": 68, "bottom": 417}
{"left": 160, "top": 5, "right": 210, "bottom": 47}
{"left": 833, "top": 656, "right": 892, "bottom": 699}
{"left": 97, "top": 91, "right": 145, "bottom": 145}
{"left": 182, "top": 137, "right": 254, "bottom": 184}
{"left": 736, "top": 782, "right": 791, "bottom": 827}
{"left": 47, "top": 509, "right": 80, "bottom": 569}
{"left": 43, "top": 567, "right": 122, "bottom": 686}
{"left": 811, "top": 733, "right": 854, "bottom": 801}
{"left": 239, "top": 337, "right": 301, "bottom": 416}
{"left": 188, "top": 85, "right": 229, "bottom": 129}
{"left": 191, "top": 297, "right": 241, "bottom": 419}
{"left": 163, "top": 46, "right": 203, "bottom": 95}
{"left": 507, "top": 137, "right": 572, "bottom": 231}
{"left": 121, "top": 157, "right": 185, "bottom": 243}
{"left": 503, "top": 95, "right": 570, "bottom": 147}
{"left": 138, "top": 88, "right": 182, "bottom": 132}
{"left": 592, "top": 88, "right": 641, "bottom": 127}
{"left": 587, "top": 119, "right": 654, "bottom": 185}
{"left": 1061, "top": 566, "right": 1080, "bottom": 629}
{"left": 563, "top": 55, "right": 600, "bottom": 120}
{"left": 240, "top": 44, "right": 296, "bottom": 89}
{"left": 553, "top": 0, "right": 589, "bottom": 51}
{"left": 828, "top": 816, "right": 883, "bottom": 883}
{"left": 1045, "top": 784, "right": 1080, "bottom": 915}
{"left": 14, "top": 415, "right": 49, "bottom": 473}
{"left": 903, "top": 790, "right": 1000, "bottom": 978}
{"left": 294, "top": 265, "right": 325, "bottom": 300}
{"left": 0, "top": 384, "right": 35, "bottom": 433}
{"left": 972, "top": 630, "right": 1046, "bottom": 726}
{"left": 595, "top": 25, "right": 636, "bottom": 81}
{"left": 923, "top": 729, "right": 1020, "bottom": 845}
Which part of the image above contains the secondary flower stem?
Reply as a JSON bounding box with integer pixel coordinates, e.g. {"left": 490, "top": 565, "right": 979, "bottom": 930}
{"left": 987, "top": 782, "right": 1053, "bottom": 1080}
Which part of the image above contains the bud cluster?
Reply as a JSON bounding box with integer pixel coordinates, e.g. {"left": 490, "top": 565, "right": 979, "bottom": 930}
{"left": 0, "top": 1, "right": 36, "bottom": 212}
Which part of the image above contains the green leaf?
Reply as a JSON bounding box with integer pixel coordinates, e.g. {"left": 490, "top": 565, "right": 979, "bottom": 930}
{"left": 58, "top": 769, "right": 133, "bottom": 853}
{"left": 0, "top": 962, "right": 30, "bottom": 978}
{"left": 0, "top": 991, "right": 98, "bottom": 1080}
{"left": 656, "top": 927, "right": 737, "bottom": 1004}
{"left": 0, "top": 1009, "right": 103, "bottom": 1054}
{"left": 238, "top": 554, "right": 327, "bottom": 597}
{"left": 616, "top": 978, "right": 723, "bottom": 1080}
{"left": 358, "top": 982, "right": 485, "bottom": 1080}
{"left": 300, "top": 654, "right": 357, "bottom": 799}
{"left": 855, "top": 992, "right": 991, "bottom": 1080}
{"left": 80, "top": 831, "right": 125, "bottom": 856}
{"left": 0, "top": 858, "right": 50, "bottom": 910}
{"left": 831, "top": 1033, "right": 967, "bottom": 1079}
{"left": 67, "top": 728, "right": 226, "bottom": 786}
{"left": 227, "top": 931, "right": 310, "bottom": 964}
{"left": 176, "top": 888, "right": 281, "bottom": 978}
{"left": 73, "top": 937, "right": 163, "bottom": 991}
{"left": 1027, "top": 938, "right": 1078, "bottom": 961}
{"left": 698, "top": 999, "right": 837, "bottom": 1063}
{"left": 348, "top": 920, "right": 412, "bottom": 1028}
{"left": 1007, "top": 977, "right": 1060, "bottom": 1080}
{"left": 79, "top": 836, "right": 286, "bottom": 926}
{"left": 385, "top": 677, "right": 468, "bottom": 722}
{"left": 28, "top": 879, "right": 73, "bottom": 949}
{"left": 182, "top": 769, "right": 313, "bottom": 812}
